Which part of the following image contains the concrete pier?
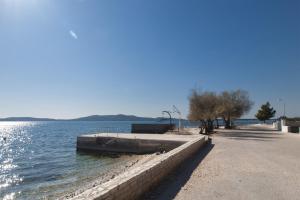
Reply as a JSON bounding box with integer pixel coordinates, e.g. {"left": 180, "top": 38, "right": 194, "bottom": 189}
{"left": 77, "top": 133, "right": 202, "bottom": 154}
{"left": 73, "top": 133, "right": 207, "bottom": 200}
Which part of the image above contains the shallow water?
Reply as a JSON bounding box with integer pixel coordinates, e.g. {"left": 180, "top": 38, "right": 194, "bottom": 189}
{"left": 0, "top": 121, "right": 142, "bottom": 200}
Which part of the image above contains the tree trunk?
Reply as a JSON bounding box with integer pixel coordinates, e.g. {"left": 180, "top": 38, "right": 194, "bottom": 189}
{"left": 223, "top": 118, "right": 231, "bottom": 129}
{"left": 199, "top": 120, "right": 215, "bottom": 134}
{"left": 207, "top": 119, "right": 214, "bottom": 133}
{"left": 199, "top": 120, "right": 204, "bottom": 134}
{"left": 203, "top": 120, "right": 208, "bottom": 134}
{"left": 215, "top": 118, "right": 219, "bottom": 129}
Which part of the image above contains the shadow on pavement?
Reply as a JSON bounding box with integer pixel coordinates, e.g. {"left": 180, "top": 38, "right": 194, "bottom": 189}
{"left": 141, "top": 141, "right": 214, "bottom": 200}
{"left": 236, "top": 127, "right": 278, "bottom": 132}
{"left": 216, "top": 129, "right": 282, "bottom": 141}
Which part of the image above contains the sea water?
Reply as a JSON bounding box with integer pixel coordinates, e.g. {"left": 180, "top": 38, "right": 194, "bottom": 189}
{"left": 0, "top": 121, "right": 143, "bottom": 200}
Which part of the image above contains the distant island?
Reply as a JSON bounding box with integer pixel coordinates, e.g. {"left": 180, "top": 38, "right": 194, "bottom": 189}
{"left": 0, "top": 114, "right": 168, "bottom": 122}
{"left": 0, "top": 115, "right": 263, "bottom": 122}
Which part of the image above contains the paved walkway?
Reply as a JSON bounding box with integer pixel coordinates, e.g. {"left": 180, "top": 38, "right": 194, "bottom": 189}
{"left": 143, "top": 125, "right": 300, "bottom": 200}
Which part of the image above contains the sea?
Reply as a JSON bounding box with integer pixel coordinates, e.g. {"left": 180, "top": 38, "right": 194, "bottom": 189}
{"left": 0, "top": 119, "right": 274, "bottom": 199}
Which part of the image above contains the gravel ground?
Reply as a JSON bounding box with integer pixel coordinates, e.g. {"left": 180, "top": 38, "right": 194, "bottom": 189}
{"left": 143, "top": 125, "right": 300, "bottom": 200}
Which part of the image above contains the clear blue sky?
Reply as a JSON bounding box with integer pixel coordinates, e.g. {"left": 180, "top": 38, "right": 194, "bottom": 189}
{"left": 0, "top": 0, "right": 299, "bottom": 119}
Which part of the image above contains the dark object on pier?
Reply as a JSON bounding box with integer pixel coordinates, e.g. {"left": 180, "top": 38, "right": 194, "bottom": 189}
{"left": 131, "top": 124, "right": 175, "bottom": 134}
{"left": 287, "top": 126, "right": 299, "bottom": 133}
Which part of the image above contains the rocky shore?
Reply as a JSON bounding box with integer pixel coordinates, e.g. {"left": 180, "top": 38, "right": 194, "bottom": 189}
{"left": 60, "top": 153, "right": 158, "bottom": 200}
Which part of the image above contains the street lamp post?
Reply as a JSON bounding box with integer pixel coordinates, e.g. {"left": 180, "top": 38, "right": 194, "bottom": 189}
{"left": 162, "top": 111, "right": 172, "bottom": 126}
{"left": 173, "top": 105, "right": 182, "bottom": 131}
{"left": 278, "top": 98, "right": 286, "bottom": 117}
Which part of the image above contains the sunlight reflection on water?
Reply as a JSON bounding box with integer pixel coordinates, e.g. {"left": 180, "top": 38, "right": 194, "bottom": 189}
{"left": 0, "top": 121, "right": 138, "bottom": 200}
{"left": 0, "top": 122, "right": 34, "bottom": 197}
{"left": 3, "top": 192, "right": 15, "bottom": 200}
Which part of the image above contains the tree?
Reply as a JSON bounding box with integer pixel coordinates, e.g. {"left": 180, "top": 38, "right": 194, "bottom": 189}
{"left": 188, "top": 88, "right": 253, "bottom": 131}
{"left": 255, "top": 102, "right": 276, "bottom": 123}
{"left": 188, "top": 90, "right": 219, "bottom": 134}
{"left": 218, "top": 90, "right": 253, "bottom": 129}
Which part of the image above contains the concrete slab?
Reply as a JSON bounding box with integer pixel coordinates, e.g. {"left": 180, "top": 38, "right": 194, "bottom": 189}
{"left": 77, "top": 133, "right": 202, "bottom": 154}
{"left": 79, "top": 133, "right": 201, "bottom": 142}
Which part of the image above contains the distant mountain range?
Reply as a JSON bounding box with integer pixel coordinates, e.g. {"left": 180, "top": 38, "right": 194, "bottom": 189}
{"left": 72, "top": 115, "right": 156, "bottom": 121}
{"left": 0, "top": 114, "right": 173, "bottom": 122}
{"left": 0, "top": 117, "right": 57, "bottom": 121}
{"left": 0, "top": 115, "right": 262, "bottom": 122}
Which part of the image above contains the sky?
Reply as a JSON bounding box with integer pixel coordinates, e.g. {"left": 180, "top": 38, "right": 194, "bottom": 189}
{"left": 0, "top": 0, "right": 299, "bottom": 119}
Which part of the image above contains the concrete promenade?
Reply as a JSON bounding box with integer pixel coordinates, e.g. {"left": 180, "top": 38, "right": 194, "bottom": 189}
{"left": 143, "top": 125, "right": 300, "bottom": 200}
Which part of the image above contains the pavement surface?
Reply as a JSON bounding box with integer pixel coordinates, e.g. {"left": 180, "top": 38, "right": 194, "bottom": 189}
{"left": 142, "top": 125, "right": 300, "bottom": 200}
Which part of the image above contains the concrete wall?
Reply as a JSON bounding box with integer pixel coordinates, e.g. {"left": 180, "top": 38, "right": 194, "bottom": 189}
{"left": 72, "top": 136, "right": 207, "bottom": 200}
{"left": 282, "top": 125, "right": 300, "bottom": 134}
{"left": 281, "top": 119, "right": 299, "bottom": 133}
{"left": 282, "top": 125, "right": 289, "bottom": 133}
{"left": 131, "top": 124, "right": 175, "bottom": 134}
{"left": 77, "top": 136, "right": 185, "bottom": 154}
{"left": 289, "top": 126, "right": 299, "bottom": 133}
{"left": 273, "top": 121, "right": 281, "bottom": 130}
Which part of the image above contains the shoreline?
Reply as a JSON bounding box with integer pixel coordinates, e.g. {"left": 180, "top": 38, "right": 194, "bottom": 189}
{"left": 69, "top": 129, "right": 206, "bottom": 200}
{"left": 61, "top": 153, "right": 158, "bottom": 199}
